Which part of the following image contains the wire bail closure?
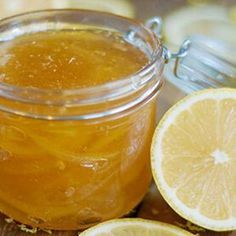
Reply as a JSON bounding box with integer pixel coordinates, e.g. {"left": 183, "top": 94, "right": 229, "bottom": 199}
{"left": 145, "top": 17, "right": 191, "bottom": 79}
{"left": 145, "top": 17, "right": 236, "bottom": 91}
{"left": 145, "top": 17, "right": 163, "bottom": 39}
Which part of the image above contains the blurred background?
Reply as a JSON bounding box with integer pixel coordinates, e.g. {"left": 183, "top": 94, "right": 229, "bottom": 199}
{"left": 0, "top": 0, "right": 235, "bottom": 19}
{"left": 0, "top": 1, "right": 235, "bottom": 235}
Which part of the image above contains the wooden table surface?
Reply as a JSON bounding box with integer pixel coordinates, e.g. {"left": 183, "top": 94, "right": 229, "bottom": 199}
{"left": 0, "top": 0, "right": 235, "bottom": 235}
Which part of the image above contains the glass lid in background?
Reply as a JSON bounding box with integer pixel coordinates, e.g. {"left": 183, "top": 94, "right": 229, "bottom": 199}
{"left": 159, "top": 0, "right": 236, "bottom": 93}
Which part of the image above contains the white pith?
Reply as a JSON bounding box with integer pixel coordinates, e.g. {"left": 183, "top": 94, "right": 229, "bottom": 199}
{"left": 211, "top": 149, "right": 230, "bottom": 165}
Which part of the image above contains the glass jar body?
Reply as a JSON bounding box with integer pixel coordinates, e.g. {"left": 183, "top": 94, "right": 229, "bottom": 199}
{"left": 0, "top": 97, "right": 158, "bottom": 230}
{"left": 0, "top": 10, "right": 164, "bottom": 230}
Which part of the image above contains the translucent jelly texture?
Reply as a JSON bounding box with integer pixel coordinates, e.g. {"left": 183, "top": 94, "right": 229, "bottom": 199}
{"left": 0, "top": 30, "right": 156, "bottom": 230}
{"left": 0, "top": 30, "right": 147, "bottom": 89}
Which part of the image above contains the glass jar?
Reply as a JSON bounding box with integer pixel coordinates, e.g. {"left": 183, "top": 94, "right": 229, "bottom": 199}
{"left": 165, "top": 35, "right": 236, "bottom": 94}
{"left": 0, "top": 10, "right": 164, "bottom": 230}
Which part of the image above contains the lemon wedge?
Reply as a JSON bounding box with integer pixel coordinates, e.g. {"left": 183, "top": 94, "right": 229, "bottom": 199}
{"left": 80, "top": 218, "right": 194, "bottom": 236}
{"left": 151, "top": 88, "right": 236, "bottom": 231}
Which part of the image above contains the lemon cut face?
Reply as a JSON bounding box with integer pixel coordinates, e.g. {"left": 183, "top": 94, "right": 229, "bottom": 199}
{"left": 151, "top": 89, "right": 236, "bottom": 231}
{"left": 80, "top": 218, "right": 194, "bottom": 236}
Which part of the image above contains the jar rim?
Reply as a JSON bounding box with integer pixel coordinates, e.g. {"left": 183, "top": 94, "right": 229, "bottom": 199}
{"left": 0, "top": 9, "right": 164, "bottom": 106}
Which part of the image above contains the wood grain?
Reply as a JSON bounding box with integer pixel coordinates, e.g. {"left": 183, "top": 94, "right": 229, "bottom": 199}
{"left": 0, "top": 214, "right": 78, "bottom": 236}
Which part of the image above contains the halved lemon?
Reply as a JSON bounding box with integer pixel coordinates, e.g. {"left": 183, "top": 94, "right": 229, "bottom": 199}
{"left": 80, "top": 218, "right": 194, "bottom": 236}
{"left": 151, "top": 88, "right": 236, "bottom": 231}
{"left": 164, "top": 5, "right": 236, "bottom": 48}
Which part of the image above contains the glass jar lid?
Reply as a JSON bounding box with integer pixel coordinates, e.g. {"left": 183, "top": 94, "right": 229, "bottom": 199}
{"left": 168, "top": 36, "right": 236, "bottom": 92}
{"left": 145, "top": 17, "right": 236, "bottom": 93}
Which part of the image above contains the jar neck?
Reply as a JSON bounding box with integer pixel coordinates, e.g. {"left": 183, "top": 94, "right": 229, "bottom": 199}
{"left": 0, "top": 57, "right": 164, "bottom": 121}
{"left": 0, "top": 10, "right": 164, "bottom": 120}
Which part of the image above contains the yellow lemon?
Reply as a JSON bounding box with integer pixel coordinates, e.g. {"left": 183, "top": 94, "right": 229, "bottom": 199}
{"left": 151, "top": 88, "right": 236, "bottom": 231}
{"left": 80, "top": 218, "right": 194, "bottom": 236}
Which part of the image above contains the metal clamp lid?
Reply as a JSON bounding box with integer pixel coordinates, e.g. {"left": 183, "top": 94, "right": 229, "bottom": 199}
{"left": 145, "top": 17, "right": 190, "bottom": 67}
{"left": 145, "top": 17, "right": 236, "bottom": 91}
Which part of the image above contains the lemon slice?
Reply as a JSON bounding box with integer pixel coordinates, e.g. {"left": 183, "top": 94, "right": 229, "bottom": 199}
{"left": 230, "top": 6, "right": 236, "bottom": 23}
{"left": 151, "top": 88, "right": 236, "bottom": 231}
{"left": 52, "top": 0, "right": 135, "bottom": 18}
{"left": 80, "top": 218, "right": 194, "bottom": 236}
{"left": 164, "top": 5, "right": 236, "bottom": 48}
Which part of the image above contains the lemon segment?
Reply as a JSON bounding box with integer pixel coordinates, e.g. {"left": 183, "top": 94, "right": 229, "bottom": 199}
{"left": 151, "top": 88, "right": 236, "bottom": 231}
{"left": 80, "top": 218, "right": 194, "bottom": 236}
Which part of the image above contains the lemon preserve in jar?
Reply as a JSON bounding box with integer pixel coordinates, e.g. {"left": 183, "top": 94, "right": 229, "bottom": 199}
{"left": 0, "top": 10, "right": 164, "bottom": 230}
